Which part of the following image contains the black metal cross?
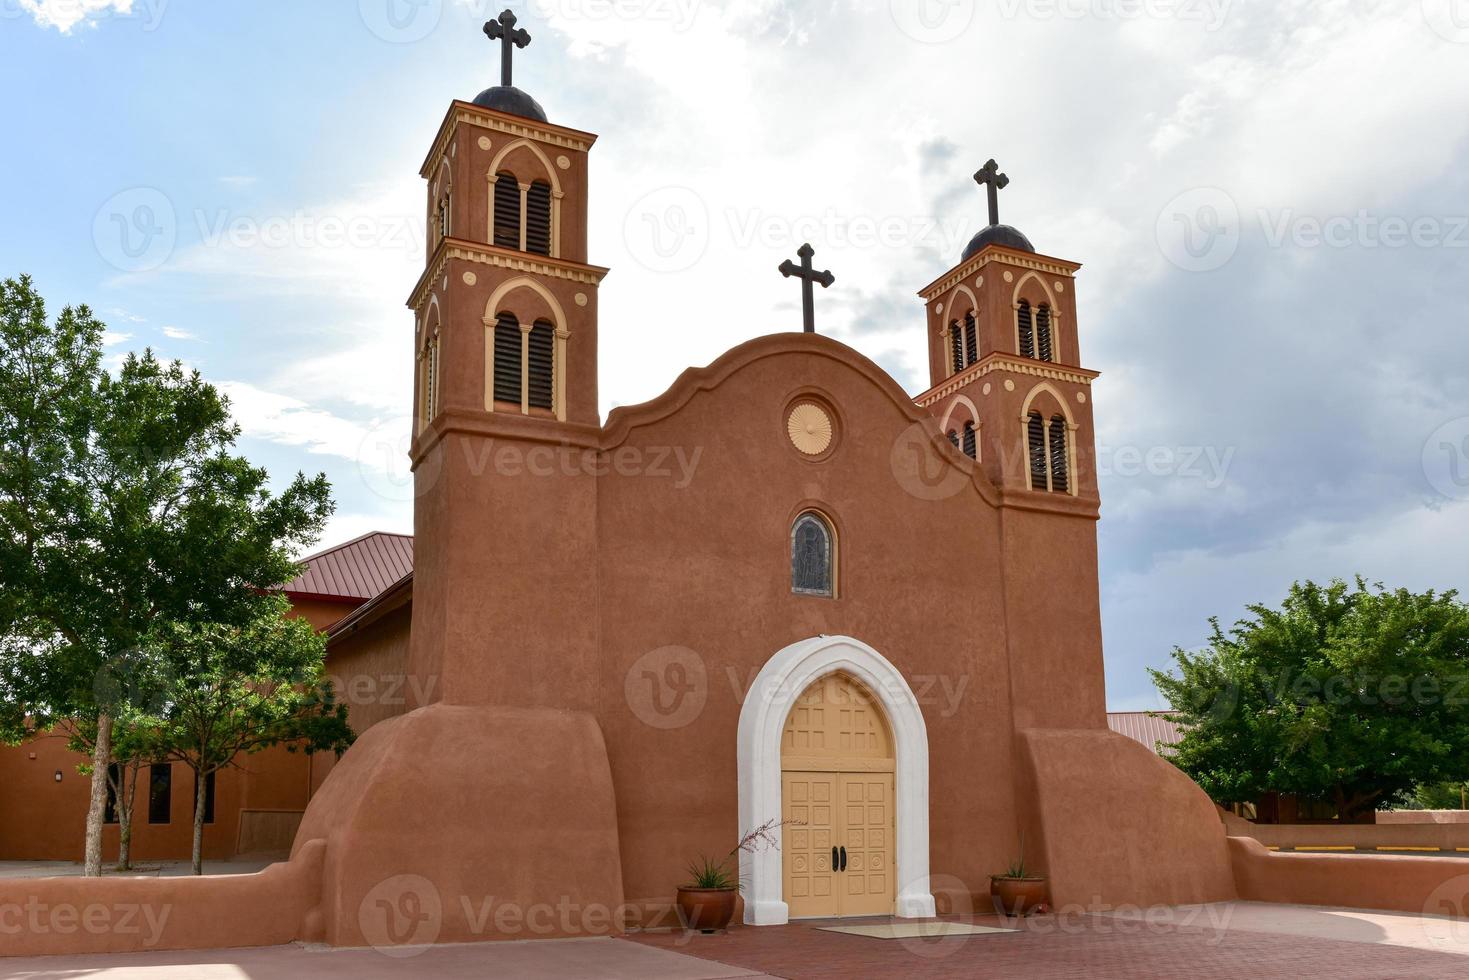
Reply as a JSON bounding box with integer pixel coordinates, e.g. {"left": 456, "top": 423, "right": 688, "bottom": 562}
{"left": 779, "top": 243, "right": 835, "bottom": 334}
{"left": 484, "top": 9, "right": 531, "bottom": 88}
{"left": 974, "top": 159, "right": 1010, "bottom": 227}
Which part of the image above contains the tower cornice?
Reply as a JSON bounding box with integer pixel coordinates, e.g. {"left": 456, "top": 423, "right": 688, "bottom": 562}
{"left": 407, "top": 237, "right": 610, "bottom": 313}
{"left": 419, "top": 100, "right": 598, "bottom": 181}
{"left": 914, "top": 352, "right": 1100, "bottom": 408}
{"left": 918, "top": 244, "right": 1082, "bottom": 302}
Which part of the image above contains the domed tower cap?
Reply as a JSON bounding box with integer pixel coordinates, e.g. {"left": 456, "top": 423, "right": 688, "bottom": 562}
{"left": 477, "top": 10, "right": 545, "bottom": 121}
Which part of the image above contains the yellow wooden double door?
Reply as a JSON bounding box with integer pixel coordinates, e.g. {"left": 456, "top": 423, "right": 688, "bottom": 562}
{"left": 780, "top": 673, "right": 896, "bottom": 919}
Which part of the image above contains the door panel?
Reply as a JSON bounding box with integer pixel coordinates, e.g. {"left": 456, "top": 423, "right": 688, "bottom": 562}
{"left": 782, "top": 772, "right": 838, "bottom": 918}
{"left": 838, "top": 773, "right": 894, "bottom": 915}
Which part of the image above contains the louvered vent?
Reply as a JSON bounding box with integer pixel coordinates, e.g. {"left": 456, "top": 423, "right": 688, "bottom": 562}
{"left": 1037, "top": 304, "right": 1054, "bottom": 362}
{"left": 1017, "top": 301, "right": 1035, "bottom": 359}
{"left": 1027, "top": 411, "right": 1048, "bottom": 490}
{"left": 962, "top": 421, "right": 977, "bottom": 460}
{"left": 947, "top": 430, "right": 960, "bottom": 448}
{"left": 493, "top": 313, "right": 523, "bottom": 405}
{"left": 1049, "top": 416, "right": 1069, "bottom": 494}
{"left": 528, "top": 320, "right": 555, "bottom": 410}
{"left": 526, "top": 182, "right": 552, "bottom": 256}
{"left": 493, "top": 173, "right": 520, "bottom": 249}
{"left": 964, "top": 312, "right": 978, "bottom": 366}
{"left": 949, "top": 322, "right": 963, "bottom": 374}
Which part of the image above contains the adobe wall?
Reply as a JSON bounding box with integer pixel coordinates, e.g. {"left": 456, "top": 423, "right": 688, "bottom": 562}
{"left": 311, "top": 603, "right": 414, "bottom": 794}
{"left": 1230, "top": 836, "right": 1469, "bottom": 915}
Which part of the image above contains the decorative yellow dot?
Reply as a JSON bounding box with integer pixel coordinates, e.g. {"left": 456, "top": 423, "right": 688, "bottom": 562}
{"left": 1004, "top": 380, "right": 1015, "bottom": 392}
{"left": 975, "top": 276, "right": 984, "bottom": 288}
{"left": 574, "top": 293, "right": 588, "bottom": 307}
{"left": 556, "top": 155, "right": 571, "bottom": 170}
{"left": 477, "top": 136, "right": 492, "bottom": 151}
{"left": 1003, "top": 271, "right": 1014, "bottom": 283}
{"left": 936, "top": 303, "right": 944, "bottom": 314}
{"left": 787, "top": 403, "right": 833, "bottom": 456}
{"left": 462, "top": 271, "right": 477, "bottom": 286}
{"left": 982, "top": 383, "right": 992, "bottom": 396}
{"left": 1054, "top": 281, "right": 1065, "bottom": 293}
{"left": 1077, "top": 391, "right": 1087, "bottom": 403}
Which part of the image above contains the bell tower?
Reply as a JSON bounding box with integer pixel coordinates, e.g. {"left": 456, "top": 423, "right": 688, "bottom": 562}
{"left": 915, "top": 159, "right": 1107, "bottom": 733}
{"left": 405, "top": 12, "right": 609, "bottom": 708}
{"left": 916, "top": 159, "right": 1098, "bottom": 501}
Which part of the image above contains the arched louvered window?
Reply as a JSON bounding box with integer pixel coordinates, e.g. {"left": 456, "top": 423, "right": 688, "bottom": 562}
{"left": 527, "top": 320, "right": 555, "bottom": 410}
{"left": 791, "top": 511, "right": 835, "bottom": 598}
{"left": 1027, "top": 411, "right": 1048, "bottom": 491}
{"left": 1017, "top": 300, "right": 1036, "bottom": 359}
{"left": 526, "top": 181, "right": 552, "bottom": 256}
{"left": 961, "top": 421, "right": 977, "bottom": 460}
{"left": 436, "top": 194, "right": 451, "bottom": 241}
{"left": 948, "top": 321, "right": 963, "bottom": 374}
{"left": 1036, "top": 304, "right": 1054, "bottom": 362}
{"left": 493, "top": 312, "right": 523, "bottom": 405}
{"left": 493, "top": 173, "right": 520, "bottom": 250}
{"left": 421, "top": 333, "right": 441, "bottom": 424}
{"left": 963, "top": 311, "right": 978, "bottom": 367}
{"left": 947, "top": 430, "right": 960, "bottom": 449}
{"left": 1048, "top": 415, "right": 1069, "bottom": 493}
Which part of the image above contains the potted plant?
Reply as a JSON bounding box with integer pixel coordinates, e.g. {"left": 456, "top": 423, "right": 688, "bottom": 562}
{"left": 676, "top": 818, "right": 800, "bottom": 933}
{"left": 991, "top": 836, "right": 1048, "bottom": 917}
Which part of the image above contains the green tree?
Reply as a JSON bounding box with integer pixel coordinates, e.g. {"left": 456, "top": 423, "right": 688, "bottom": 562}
{"left": 1150, "top": 579, "right": 1469, "bottom": 821}
{"left": 0, "top": 275, "right": 333, "bottom": 875}
{"left": 144, "top": 601, "right": 354, "bottom": 874}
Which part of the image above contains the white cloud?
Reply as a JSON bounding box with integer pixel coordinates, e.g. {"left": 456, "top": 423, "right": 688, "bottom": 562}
{"left": 161, "top": 326, "right": 196, "bottom": 340}
{"left": 18, "top": 0, "right": 133, "bottom": 32}
{"left": 100, "top": 330, "right": 132, "bottom": 347}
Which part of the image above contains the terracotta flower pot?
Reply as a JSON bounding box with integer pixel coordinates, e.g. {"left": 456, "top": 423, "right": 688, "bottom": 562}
{"left": 676, "top": 887, "right": 738, "bottom": 933}
{"left": 990, "top": 876, "right": 1048, "bottom": 917}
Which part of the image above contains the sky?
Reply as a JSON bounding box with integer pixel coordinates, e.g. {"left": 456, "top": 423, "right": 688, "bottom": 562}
{"left": 2, "top": 0, "right": 1467, "bottom": 711}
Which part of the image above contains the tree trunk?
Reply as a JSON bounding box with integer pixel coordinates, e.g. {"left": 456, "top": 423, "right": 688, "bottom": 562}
{"left": 117, "top": 760, "right": 139, "bottom": 871}
{"left": 84, "top": 712, "right": 112, "bottom": 877}
{"left": 192, "top": 765, "right": 207, "bottom": 875}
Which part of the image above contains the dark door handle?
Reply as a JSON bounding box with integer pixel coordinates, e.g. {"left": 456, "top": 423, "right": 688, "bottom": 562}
{"left": 831, "top": 846, "right": 838, "bottom": 871}
{"left": 839, "top": 846, "right": 848, "bottom": 872}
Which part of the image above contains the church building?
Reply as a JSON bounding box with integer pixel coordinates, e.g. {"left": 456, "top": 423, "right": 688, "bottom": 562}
{"left": 282, "top": 13, "right": 1236, "bottom": 943}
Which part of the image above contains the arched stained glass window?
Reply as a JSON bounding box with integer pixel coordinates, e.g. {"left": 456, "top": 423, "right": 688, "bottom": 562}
{"left": 791, "top": 512, "right": 835, "bottom": 597}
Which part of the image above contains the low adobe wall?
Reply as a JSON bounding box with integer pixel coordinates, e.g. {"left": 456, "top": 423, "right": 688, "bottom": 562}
{"left": 1233, "top": 821, "right": 1469, "bottom": 853}
{"left": 1379, "top": 811, "right": 1469, "bottom": 825}
{"left": 1021, "top": 728, "right": 1237, "bottom": 909}
{"left": 1229, "top": 836, "right": 1469, "bottom": 915}
{"left": 0, "top": 839, "right": 323, "bottom": 957}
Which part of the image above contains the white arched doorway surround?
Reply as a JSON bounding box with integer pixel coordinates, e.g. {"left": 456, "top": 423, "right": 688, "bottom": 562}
{"left": 737, "top": 634, "right": 936, "bottom": 925}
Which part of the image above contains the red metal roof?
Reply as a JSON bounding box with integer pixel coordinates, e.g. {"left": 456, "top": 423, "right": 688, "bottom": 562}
{"left": 1107, "top": 711, "right": 1185, "bottom": 757}
{"left": 282, "top": 531, "right": 415, "bottom": 602}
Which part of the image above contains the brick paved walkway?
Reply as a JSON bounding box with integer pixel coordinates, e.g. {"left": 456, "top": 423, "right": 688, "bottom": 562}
{"left": 625, "top": 904, "right": 1469, "bottom": 979}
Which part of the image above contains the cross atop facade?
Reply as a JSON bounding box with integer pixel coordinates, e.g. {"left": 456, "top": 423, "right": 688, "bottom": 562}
{"left": 484, "top": 9, "right": 531, "bottom": 88}
{"left": 779, "top": 243, "right": 836, "bottom": 334}
{"left": 973, "top": 159, "right": 1010, "bottom": 227}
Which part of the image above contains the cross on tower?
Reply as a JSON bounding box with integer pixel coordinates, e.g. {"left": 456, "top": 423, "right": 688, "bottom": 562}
{"left": 974, "top": 159, "right": 1010, "bottom": 227}
{"left": 779, "top": 243, "right": 836, "bottom": 334}
{"left": 484, "top": 9, "right": 531, "bottom": 88}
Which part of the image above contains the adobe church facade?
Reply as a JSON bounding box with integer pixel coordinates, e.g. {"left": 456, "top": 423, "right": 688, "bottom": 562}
{"left": 284, "top": 21, "right": 1236, "bottom": 944}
